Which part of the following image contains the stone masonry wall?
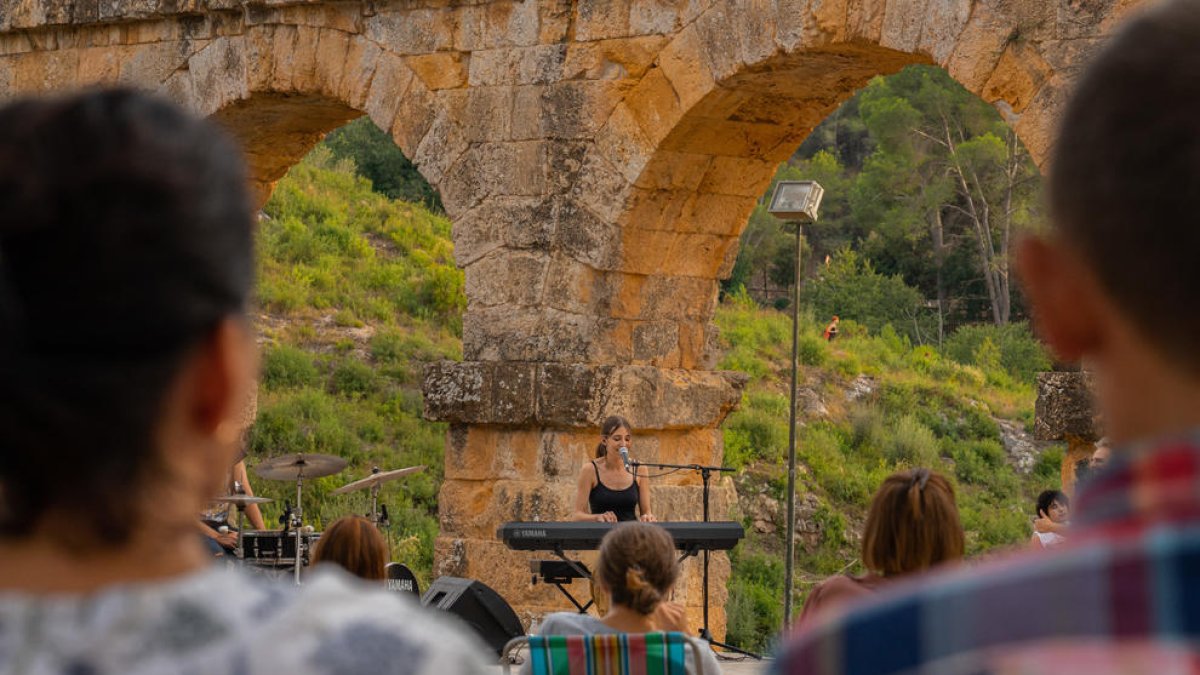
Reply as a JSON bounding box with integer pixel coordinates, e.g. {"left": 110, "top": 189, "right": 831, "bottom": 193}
{"left": 0, "top": 0, "right": 1145, "bottom": 637}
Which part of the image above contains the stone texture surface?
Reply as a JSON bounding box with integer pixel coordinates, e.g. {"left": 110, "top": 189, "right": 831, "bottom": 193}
{"left": 0, "top": 0, "right": 1142, "bottom": 639}
{"left": 1034, "top": 371, "right": 1096, "bottom": 442}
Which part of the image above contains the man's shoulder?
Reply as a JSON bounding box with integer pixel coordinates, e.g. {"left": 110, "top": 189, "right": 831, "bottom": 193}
{"left": 778, "top": 527, "right": 1200, "bottom": 675}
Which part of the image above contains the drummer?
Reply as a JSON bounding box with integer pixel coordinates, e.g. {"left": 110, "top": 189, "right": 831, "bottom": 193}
{"left": 199, "top": 456, "right": 266, "bottom": 555}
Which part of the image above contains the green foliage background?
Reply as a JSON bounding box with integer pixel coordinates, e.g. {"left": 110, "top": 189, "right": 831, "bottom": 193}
{"left": 246, "top": 145, "right": 461, "bottom": 585}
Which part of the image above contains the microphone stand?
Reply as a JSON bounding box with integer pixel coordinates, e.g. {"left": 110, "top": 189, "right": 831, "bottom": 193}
{"left": 630, "top": 460, "right": 761, "bottom": 660}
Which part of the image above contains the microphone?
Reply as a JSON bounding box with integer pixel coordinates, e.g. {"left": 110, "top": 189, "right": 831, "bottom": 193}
{"left": 619, "top": 447, "right": 631, "bottom": 471}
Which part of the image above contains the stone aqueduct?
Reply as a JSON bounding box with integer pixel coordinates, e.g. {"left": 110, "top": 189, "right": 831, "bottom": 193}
{"left": 0, "top": 0, "right": 1141, "bottom": 634}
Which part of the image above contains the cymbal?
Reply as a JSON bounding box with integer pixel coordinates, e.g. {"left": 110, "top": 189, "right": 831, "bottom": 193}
{"left": 214, "top": 494, "right": 273, "bottom": 506}
{"left": 254, "top": 453, "right": 348, "bottom": 481}
{"left": 332, "top": 465, "right": 426, "bottom": 495}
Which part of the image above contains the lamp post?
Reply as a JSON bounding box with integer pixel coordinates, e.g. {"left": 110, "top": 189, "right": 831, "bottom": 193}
{"left": 766, "top": 179, "right": 824, "bottom": 630}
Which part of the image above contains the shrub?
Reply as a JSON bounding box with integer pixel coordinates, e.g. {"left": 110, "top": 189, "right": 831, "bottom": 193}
{"left": 261, "top": 345, "right": 320, "bottom": 389}
{"left": 330, "top": 358, "right": 379, "bottom": 397}
{"left": 945, "top": 322, "right": 1051, "bottom": 384}
{"left": 1033, "top": 444, "right": 1064, "bottom": 482}
{"left": 725, "top": 550, "right": 784, "bottom": 652}
{"left": 801, "top": 247, "right": 925, "bottom": 340}
{"left": 884, "top": 415, "right": 940, "bottom": 466}
{"left": 798, "top": 333, "right": 830, "bottom": 366}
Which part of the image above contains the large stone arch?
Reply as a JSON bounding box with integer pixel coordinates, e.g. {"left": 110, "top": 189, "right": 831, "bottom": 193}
{"left": 0, "top": 0, "right": 1147, "bottom": 636}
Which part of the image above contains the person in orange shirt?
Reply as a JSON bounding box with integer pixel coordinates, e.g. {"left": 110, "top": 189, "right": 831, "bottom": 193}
{"left": 822, "top": 315, "right": 840, "bottom": 341}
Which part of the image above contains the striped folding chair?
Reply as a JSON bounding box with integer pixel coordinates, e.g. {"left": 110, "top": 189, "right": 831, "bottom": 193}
{"left": 502, "top": 632, "right": 704, "bottom": 675}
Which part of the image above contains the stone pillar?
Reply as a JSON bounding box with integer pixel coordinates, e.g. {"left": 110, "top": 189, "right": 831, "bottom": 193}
{"left": 424, "top": 361, "right": 745, "bottom": 636}
{"left": 1034, "top": 371, "right": 1097, "bottom": 496}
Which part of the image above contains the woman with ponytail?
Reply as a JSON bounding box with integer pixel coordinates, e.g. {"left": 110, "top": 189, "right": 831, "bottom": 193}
{"left": 533, "top": 523, "right": 722, "bottom": 675}
{"left": 797, "top": 468, "right": 964, "bottom": 627}
{"left": 571, "top": 415, "right": 655, "bottom": 523}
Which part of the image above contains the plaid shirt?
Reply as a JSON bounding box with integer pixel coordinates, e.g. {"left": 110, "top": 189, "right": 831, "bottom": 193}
{"left": 772, "top": 435, "right": 1200, "bottom": 675}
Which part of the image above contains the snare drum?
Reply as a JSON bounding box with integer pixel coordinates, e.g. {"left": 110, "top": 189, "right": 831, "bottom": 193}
{"left": 241, "top": 530, "right": 321, "bottom": 567}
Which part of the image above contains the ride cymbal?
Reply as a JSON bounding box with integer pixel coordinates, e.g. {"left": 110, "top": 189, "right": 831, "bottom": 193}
{"left": 331, "top": 465, "right": 426, "bottom": 494}
{"left": 254, "top": 453, "right": 348, "bottom": 481}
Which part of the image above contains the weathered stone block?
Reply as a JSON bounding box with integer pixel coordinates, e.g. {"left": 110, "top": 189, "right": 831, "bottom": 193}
{"left": 607, "top": 366, "right": 748, "bottom": 430}
{"left": 537, "top": 363, "right": 615, "bottom": 427}
{"left": 406, "top": 51, "right": 469, "bottom": 90}
{"left": 560, "top": 35, "right": 666, "bottom": 81}
{"left": 632, "top": 320, "right": 682, "bottom": 366}
{"left": 455, "top": 0, "right": 541, "bottom": 51}
{"left": 595, "top": 102, "right": 654, "bottom": 184}
{"left": 555, "top": 197, "right": 623, "bottom": 270}
{"left": 364, "top": 8, "right": 455, "bottom": 55}
{"left": 439, "top": 478, "right": 574, "bottom": 538}
{"left": 424, "top": 361, "right": 493, "bottom": 423}
{"left": 1035, "top": 370, "right": 1095, "bottom": 441}
{"left": 570, "top": 151, "right": 633, "bottom": 226}
{"left": 338, "top": 36, "right": 382, "bottom": 110}
{"left": 573, "top": 0, "right": 634, "bottom": 41}
{"left": 981, "top": 42, "right": 1053, "bottom": 114}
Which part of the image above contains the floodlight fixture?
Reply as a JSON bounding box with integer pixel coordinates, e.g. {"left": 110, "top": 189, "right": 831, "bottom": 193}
{"left": 767, "top": 180, "right": 825, "bottom": 221}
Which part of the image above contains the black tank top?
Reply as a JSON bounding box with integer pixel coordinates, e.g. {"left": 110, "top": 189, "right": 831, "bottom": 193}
{"left": 588, "top": 460, "right": 639, "bottom": 522}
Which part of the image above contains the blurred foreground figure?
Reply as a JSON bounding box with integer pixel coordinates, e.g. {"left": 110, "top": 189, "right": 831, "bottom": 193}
{"left": 775, "top": 2, "right": 1200, "bottom": 672}
{"left": 0, "top": 88, "right": 489, "bottom": 675}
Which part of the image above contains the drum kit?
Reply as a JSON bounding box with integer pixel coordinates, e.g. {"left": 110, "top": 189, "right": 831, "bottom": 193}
{"left": 213, "top": 453, "right": 425, "bottom": 586}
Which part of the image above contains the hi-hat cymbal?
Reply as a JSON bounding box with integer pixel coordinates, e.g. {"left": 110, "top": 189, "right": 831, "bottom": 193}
{"left": 254, "top": 453, "right": 348, "bottom": 481}
{"left": 332, "top": 465, "right": 426, "bottom": 495}
{"left": 214, "top": 494, "right": 274, "bottom": 506}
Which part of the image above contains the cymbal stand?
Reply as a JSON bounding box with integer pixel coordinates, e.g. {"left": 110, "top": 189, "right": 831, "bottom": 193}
{"left": 291, "top": 470, "right": 305, "bottom": 586}
{"left": 234, "top": 480, "right": 247, "bottom": 561}
{"left": 630, "top": 460, "right": 759, "bottom": 659}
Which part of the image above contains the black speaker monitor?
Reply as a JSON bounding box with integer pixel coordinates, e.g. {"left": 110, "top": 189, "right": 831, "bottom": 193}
{"left": 420, "top": 576, "right": 524, "bottom": 655}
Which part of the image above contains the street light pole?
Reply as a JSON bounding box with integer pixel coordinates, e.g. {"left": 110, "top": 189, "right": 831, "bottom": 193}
{"left": 783, "top": 218, "right": 803, "bottom": 629}
{"left": 765, "top": 180, "right": 824, "bottom": 631}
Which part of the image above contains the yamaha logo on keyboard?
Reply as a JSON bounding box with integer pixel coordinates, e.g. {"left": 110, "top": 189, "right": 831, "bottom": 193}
{"left": 517, "top": 528, "right": 547, "bottom": 538}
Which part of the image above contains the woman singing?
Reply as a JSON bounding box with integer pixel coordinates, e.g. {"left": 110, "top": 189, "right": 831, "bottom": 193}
{"left": 572, "top": 416, "right": 655, "bottom": 523}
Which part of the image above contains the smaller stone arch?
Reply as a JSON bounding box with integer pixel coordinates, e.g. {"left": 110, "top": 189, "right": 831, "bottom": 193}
{"left": 155, "top": 24, "right": 465, "bottom": 209}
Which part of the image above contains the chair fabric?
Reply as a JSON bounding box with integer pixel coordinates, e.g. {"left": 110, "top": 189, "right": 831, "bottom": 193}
{"left": 507, "top": 632, "right": 698, "bottom": 675}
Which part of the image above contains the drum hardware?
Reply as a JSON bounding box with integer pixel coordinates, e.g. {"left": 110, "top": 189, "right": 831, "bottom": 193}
{"left": 333, "top": 465, "right": 424, "bottom": 522}
{"left": 214, "top": 492, "right": 273, "bottom": 561}
{"left": 255, "top": 453, "right": 347, "bottom": 585}
{"left": 333, "top": 465, "right": 425, "bottom": 558}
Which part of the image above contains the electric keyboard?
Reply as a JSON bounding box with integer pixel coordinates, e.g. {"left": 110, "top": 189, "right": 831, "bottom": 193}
{"left": 498, "top": 521, "right": 744, "bottom": 552}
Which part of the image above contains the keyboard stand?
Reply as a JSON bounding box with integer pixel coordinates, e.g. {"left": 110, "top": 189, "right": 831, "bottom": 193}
{"left": 529, "top": 547, "right": 594, "bottom": 614}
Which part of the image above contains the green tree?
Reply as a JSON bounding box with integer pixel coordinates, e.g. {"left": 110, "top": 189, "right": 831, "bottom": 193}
{"left": 801, "top": 247, "right": 925, "bottom": 339}
{"left": 853, "top": 67, "right": 1042, "bottom": 326}
{"left": 324, "top": 117, "right": 444, "bottom": 212}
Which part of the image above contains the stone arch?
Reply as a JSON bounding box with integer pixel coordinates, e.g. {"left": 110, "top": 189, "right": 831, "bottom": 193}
{"left": 570, "top": 0, "right": 1102, "bottom": 370}
{"left": 153, "top": 25, "right": 462, "bottom": 209}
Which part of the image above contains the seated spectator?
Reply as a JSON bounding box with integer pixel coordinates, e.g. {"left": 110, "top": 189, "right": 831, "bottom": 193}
{"left": 535, "top": 522, "right": 721, "bottom": 675}
{"left": 0, "top": 88, "right": 488, "bottom": 674}
{"left": 1030, "top": 490, "right": 1070, "bottom": 549}
{"left": 798, "top": 469, "right": 963, "bottom": 627}
{"left": 773, "top": 3, "right": 1200, "bottom": 672}
{"left": 312, "top": 516, "right": 388, "bottom": 581}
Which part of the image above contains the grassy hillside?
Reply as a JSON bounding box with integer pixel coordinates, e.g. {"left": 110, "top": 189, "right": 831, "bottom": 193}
{"left": 718, "top": 290, "right": 1061, "bottom": 650}
{"left": 246, "top": 140, "right": 1061, "bottom": 650}
{"left": 246, "top": 146, "right": 462, "bottom": 582}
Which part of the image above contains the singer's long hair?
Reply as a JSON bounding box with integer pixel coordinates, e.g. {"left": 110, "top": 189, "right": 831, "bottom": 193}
{"left": 595, "top": 415, "right": 633, "bottom": 458}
